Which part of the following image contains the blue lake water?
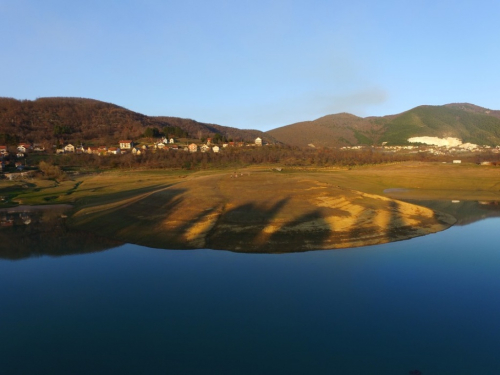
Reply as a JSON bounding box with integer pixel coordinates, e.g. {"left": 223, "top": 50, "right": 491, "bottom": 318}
{"left": 1, "top": 218, "right": 500, "bottom": 374}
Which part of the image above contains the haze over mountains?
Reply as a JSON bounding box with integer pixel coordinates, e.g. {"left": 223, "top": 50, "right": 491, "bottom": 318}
{"left": 1, "top": 97, "right": 500, "bottom": 148}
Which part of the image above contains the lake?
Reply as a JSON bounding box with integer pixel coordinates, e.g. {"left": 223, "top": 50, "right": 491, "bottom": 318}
{"left": 1, "top": 204, "right": 500, "bottom": 374}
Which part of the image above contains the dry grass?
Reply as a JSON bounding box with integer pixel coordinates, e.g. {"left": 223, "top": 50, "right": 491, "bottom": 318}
{"left": 4, "top": 161, "right": 499, "bottom": 252}
{"left": 70, "top": 170, "right": 455, "bottom": 252}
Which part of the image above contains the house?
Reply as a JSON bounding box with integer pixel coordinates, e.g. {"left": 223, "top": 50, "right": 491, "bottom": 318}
{"left": 170, "top": 145, "right": 179, "bottom": 151}
{"left": 222, "top": 143, "right": 229, "bottom": 148}
{"left": 17, "top": 144, "right": 31, "bottom": 153}
{"left": 64, "top": 144, "right": 75, "bottom": 153}
{"left": 206, "top": 138, "right": 212, "bottom": 145}
{"left": 156, "top": 143, "right": 166, "bottom": 150}
{"left": 33, "top": 144, "right": 45, "bottom": 152}
{"left": 169, "top": 138, "right": 175, "bottom": 144}
{"left": 16, "top": 152, "right": 25, "bottom": 158}
{"left": 200, "top": 144, "right": 210, "bottom": 153}
{"left": 212, "top": 145, "right": 220, "bottom": 153}
{"left": 188, "top": 143, "right": 198, "bottom": 153}
{"left": 119, "top": 140, "right": 134, "bottom": 149}
{"left": 108, "top": 147, "right": 121, "bottom": 155}
{"left": 56, "top": 148, "right": 65, "bottom": 154}
{"left": 131, "top": 147, "right": 142, "bottom": 155}
{"left": 0, "top": 146, "right": 7, "bottom": 155}
{"left": 255, "top": 137, "right": 263, "bottom": 146}
{"left": 453, "top": 160, "right": 462, "bottom": 164}
{"left": 75, "top": 145, "right": 85, "bottom": 154}
{"left": 87, "top": 146, "right": 99, "bottom": 155}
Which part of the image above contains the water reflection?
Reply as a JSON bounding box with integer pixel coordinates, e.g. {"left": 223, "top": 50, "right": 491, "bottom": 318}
{"left": 2, "top": 200, "right": 499, "bottom": 259}
{"left": 0, "top": 205, "right": 122, "bottom": 260}
{"left": 400, "top": 200, "right": 500, "bottom": 226}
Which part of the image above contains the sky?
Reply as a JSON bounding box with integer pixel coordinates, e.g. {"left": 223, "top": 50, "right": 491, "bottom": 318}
{"left": 1, "top": 0, "right": 499, "bottom": 131}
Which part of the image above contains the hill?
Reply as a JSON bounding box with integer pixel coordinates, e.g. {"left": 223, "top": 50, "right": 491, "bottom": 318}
{"left": 267, "top": 103, "right": 500, "bottom": 147}
{"left": 0, "top": 97, "right": 274, "bottom": 146}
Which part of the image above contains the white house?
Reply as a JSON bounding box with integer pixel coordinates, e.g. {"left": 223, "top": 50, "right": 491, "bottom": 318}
{"left": 188, "top": 143, "right": 198, "bottom": 153}
{"left": 200, "top": 144, "right": 210, "bottom": 153}
{"left": 64, "top": 144, "right": 75, "bottom": 153}
{"left": 17, "top": 144, "right": 31, "bottom": 153}
{"left": 33, "top": 144, "right": 45, "bottom": 152}
{"left": 212, "top": 145, "right": 220, "bottom": 153}
{"left": 255, "top": 137, "right": 263, "bottom": 146}
{"left": 119, "top": 140, "right": 134, "bottom": 149}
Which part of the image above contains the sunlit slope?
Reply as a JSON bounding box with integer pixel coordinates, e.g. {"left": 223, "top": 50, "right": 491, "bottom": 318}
{"left": 267, "top": 104, "right": 500, "bottom": 147}
{"left": 382, "top": 105, "right": 500, "bottom": 145}
{"left": 70, "top": 172, "right": 455, "bottom": 252}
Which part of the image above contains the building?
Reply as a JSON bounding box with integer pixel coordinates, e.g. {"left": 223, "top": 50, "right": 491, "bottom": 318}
{"left": 255, "top": 137, "right": 263, "bottom": 146}
{"left": 188, "top": 143, "right": 198, "bottom": 153}
{"left": 64, "top": 144, "right": 75, "bottom": 153}
{"left": 17, "top": 144, "right": 31, "bottom": 153}
{"left": 33, "top": 144, "right": 45, "bottom": 152}
{"left": 119, "top": 140, "right": 134, "bottom": 149}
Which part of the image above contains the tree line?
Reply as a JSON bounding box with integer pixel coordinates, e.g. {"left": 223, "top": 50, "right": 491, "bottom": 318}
{"left": 32, "top": 145, "right": 500, "bottom": 173}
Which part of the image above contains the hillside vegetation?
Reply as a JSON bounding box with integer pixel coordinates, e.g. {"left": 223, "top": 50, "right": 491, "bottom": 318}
{"left": 0, "top": 97, "right": 274, "bottom": 146}
{"left": 267, "top": 103, "right": 500, "bottom": 147}
{"left": 2, "top": 98, "right": 500, "bottom": 149}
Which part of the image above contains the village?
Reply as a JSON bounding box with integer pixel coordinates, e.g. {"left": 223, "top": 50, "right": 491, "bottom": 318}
{"left": 0, "top": 136, "right": 265, "bottom": 172}
{"left": 341, "top": 142, "right": 500, "bottom": 156}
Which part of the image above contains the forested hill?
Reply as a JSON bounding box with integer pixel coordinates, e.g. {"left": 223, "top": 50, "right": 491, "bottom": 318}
{"left": 267, "top": 103, "right": 500, "bottom": 147}
{"left": 0, "top": 97, "right": 274, "bottom": 146}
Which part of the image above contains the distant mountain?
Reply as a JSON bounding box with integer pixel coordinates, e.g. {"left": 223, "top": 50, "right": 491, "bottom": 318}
{"left": 2, "top": 98, "right": 499, "bottom": 148}
{"left": 267, "top": 103, "right": 500, "bottom": 147}
{"left": 0, "top": 97, "right": 274, "bottom": 145}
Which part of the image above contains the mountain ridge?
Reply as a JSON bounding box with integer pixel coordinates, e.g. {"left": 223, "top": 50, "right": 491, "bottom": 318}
{"left": 267, "top": 103, "right": 500, "bottom": 147}
{"left": 1, "top": 97, "right": 500, "bottom": 148}
{"left": 0, "top": 97, "right": 275, "bottom": 146}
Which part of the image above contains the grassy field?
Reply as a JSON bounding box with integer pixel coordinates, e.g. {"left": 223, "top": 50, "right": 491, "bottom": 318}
{"left": 1, "top": 161, "right": 498, "bottom": 252}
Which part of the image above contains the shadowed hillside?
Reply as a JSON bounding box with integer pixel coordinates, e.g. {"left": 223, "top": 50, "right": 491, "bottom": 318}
{"left": 267, "top": 104, "right": 500, "bottom": 147}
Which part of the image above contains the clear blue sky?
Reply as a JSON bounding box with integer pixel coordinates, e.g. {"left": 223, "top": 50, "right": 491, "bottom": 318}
{"left": 1, "top": 0, "right": 499, "bottom": 130}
